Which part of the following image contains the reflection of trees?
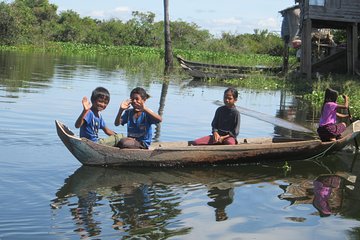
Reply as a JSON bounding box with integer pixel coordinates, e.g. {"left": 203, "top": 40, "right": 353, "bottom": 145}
{"left": 52, "top": 166, "right": 191, "bottom": 239}
{"left": 0, "top": 51, "right": 166, "bottom": 95}
{"left": 0, "top": 51, "right": 55, "bottom": 93}
{"left": 108, "top": 184, "right": 190, "bottom": 238}
{"left": 70, "top": 191, "right": 102, "bottom": 238}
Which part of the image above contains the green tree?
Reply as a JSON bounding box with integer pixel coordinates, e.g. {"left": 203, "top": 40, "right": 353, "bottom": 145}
{"left": 11, "top": 0, "right": 38, "bottom": 44}
{"left": 0, "top": 2, "right": 18, "bottom": 45}
{"left": 162, "top": 20, "right": 211, "bottom": 50}
{"left": 81, "top": 17, "right": 103, "bottom": 44}
{"left": 125, "top": 11, "right": 157, "bottom": 47}
{"left": 54, "top": 10, "right": 83, "bottom": 42}
{"left": 99, "top": 19, "right": 129, "bottom": 46}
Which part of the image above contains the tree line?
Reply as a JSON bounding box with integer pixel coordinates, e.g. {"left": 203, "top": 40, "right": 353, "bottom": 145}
{"left": 0, "top": 0, "right": 284, "bottom": 56}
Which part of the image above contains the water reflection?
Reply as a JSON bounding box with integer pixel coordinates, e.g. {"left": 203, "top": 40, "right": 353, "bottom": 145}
{"left": 0, "top": 51, "right": 168, "bottom": 95}
{"left": 0, "top": 51, "right": 54, "bottom": 93}
{"left": 51, "top": 160, "right": 352, "bottom": 238}
{"left": 52, "top": 166, "right": 194, "bottom": 238}
{"left": 278, "top": 152, "right": 358, "bottom": 218}
{"left": 71, "top": 191, "right": 101, "bottom": 238}
{"left": 207, "top": 186, "right": 234, "bottom": 221}
{"left": 275, "top": 89, "right": 317, "bottom": 138}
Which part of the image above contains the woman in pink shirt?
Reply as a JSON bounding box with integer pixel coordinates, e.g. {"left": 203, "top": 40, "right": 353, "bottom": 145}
{"left": 317, "top": 88, "right": 349, "bottom": 141}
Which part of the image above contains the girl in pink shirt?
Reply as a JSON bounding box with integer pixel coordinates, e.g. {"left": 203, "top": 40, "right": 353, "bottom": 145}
{"left": 317, "top": 88, "right": 349, "bottom": 141}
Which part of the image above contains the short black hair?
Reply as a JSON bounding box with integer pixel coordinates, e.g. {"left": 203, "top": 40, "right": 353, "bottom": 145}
{"left": 91, "top": 87, "right": 110, "bottom": 103}
{"left": 130, "top": 87, "right": 150, "bottom": 100}
{"left": 224, "top": 87, "right": 238, "bottom": 99}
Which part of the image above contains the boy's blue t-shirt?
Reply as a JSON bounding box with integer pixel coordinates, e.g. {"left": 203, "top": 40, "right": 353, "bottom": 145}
{"left": 121, "top": 109, "right": 159, "bottom": 148}
{"left": 80, "top": 110, "right": 106, "bottom": 142}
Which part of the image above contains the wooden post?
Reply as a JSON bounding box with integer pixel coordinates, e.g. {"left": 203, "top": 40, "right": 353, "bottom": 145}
{"left": 352, "top": 23, "right": 358, "bottom": 74}
{"left": 282, "top": 41, "right": 289, "bottom": 74}
{"left": 300, "top": 18, "right": 312, "bottom": 80}
{"left": 346, "top": 25, "right": 353, "bottom": 74}
{"left": 163, "top": 0, "right": 173, "bottom": 72}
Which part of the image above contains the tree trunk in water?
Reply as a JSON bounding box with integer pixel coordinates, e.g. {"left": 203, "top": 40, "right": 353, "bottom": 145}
{"left": 163, "top": 0, "right": 173, "bottom": 73}
{"left": 154, "top": 77, "right": 169, "bottom": 141}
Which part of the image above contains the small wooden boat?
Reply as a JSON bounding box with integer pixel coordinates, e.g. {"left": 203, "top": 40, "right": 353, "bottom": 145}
{"left": 176, "top": 55, "right": 283, "bottom": 80}
{"left": 56, "top": 120, "right": 360, "bottom": 167}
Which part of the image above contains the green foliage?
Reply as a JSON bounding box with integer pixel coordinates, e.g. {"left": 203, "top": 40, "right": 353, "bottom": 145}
{"left": 282, "top": 161, "right": 291, "bottom": 176}
{"left": 220, "top": 29, "right": 283, "bottom": 55}
{"left": 0, "top": 0, "right": 284, "bottom": 57}
{"left": 174, "top": 48, "right": 283, "bottom": 67}
{"left": 125, "top": 11, "right": 157, "bottom": 47}
{"left": 332, "top": 29, "right": 346, "bottom": 44}
{"left": 224, "top": 74, "right": 284, "bottom": 90}
{"left": 302, "top": 75, "right": 360, "bottom": 119}
{"left": 167, "top": 20, "right": 212, "bottom": 50}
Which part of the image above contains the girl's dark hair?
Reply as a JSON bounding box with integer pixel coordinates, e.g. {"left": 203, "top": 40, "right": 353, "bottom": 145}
{"left": 91, "top": 87, "right": 110, "bottom": 103}
{"left": 321, "top": 88, "right": 338, "bottom": 114}
{"left": 224, "top": 87, "right": 238, "bottom": 99}
{"left": 324, "top": 88, "right": 338, "bottom": 103}
{"left": 130, "top": 87, "right": 150, "bottom": 100}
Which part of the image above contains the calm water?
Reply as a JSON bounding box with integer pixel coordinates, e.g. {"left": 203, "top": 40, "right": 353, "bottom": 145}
{"left": 1, "top": 51, "right": 360, "bottom": 239}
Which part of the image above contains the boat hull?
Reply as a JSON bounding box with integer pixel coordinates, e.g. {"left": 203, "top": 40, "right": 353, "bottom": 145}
{"left": 56, "top": 120, "right": 360, "bottom": 167}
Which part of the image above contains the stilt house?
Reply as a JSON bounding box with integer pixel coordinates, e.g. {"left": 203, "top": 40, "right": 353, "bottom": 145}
{"left": 281, "top": 0, "right": 360, "bottom": 79}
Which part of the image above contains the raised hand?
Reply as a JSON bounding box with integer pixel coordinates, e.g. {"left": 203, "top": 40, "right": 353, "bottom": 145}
{"left": 120, "top": 99, "right": 132, "bottom": 111}
{"left": 82, "top": 96, "right": 91, "bottom": 111}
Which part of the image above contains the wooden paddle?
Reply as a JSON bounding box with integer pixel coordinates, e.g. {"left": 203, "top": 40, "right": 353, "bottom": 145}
{"left": 213, "top": 100, "right": 314, "bottom": 133}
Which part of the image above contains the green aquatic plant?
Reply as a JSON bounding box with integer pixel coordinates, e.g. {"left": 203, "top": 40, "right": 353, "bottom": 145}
{"left": 302, "top": 74, "right": 360, "bottom": 119}
{"left": 282, "top": 161, "right": 292, "bottom": 176}
{"left": 224, "top": 74, "right": 284, "bottom": 90}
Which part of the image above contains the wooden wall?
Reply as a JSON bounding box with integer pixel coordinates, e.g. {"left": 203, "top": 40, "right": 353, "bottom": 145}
{"left": 304, "top": 0, "right": 360, "bottom": 23}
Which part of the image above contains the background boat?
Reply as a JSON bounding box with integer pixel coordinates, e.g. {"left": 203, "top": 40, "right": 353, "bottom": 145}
{"left": 177, "top": 55, "right": 283, "bottom": 80}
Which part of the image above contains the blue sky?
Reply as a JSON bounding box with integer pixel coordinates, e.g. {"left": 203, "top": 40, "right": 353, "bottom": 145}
{"left": 49, "top": 0, "right": 296, "bottom": 36}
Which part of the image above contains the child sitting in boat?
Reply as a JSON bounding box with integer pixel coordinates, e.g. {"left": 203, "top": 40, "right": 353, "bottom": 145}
{"left": 317, "top": 88, "right": 349, "bottom": 142}
{"left": 191, "top": 87, "right": 240, "bottom": 145}
{"left": 75, "top": 87, "right": 123, "bottom": 146}
{"left": 114, "top": 87, "right": 162, "bottom": 149}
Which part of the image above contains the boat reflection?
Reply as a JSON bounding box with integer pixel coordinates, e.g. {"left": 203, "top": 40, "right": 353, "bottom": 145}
{"left": 52, "top": 166, "right": 196, "bottom": 238}
{"left": 51, "top": 161, "right": 348, "bottom": 238}
{"left": 51, "top": 165, "right": 279, "bottom": 238}
{"left": 279, "top": 172, "right": 356, "bottom": 217}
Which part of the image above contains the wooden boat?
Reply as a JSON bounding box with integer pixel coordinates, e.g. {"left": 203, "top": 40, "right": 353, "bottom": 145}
{"left": 176, "top": 55, "right": 283, "bottom": 80}
{"left": 55, "top": 120, "right": 360, "bottom": 167}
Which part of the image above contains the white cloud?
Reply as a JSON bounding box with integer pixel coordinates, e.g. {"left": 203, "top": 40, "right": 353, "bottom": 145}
{"left": 88, "top": 6, "right": 131, "bottom": 20}
{"left": 113, "top": 6, "right": 131, "bottom": 13}
{"left": 90, "top": 10, "right": 106, "bottom": 18}
{"left": 212, "top": 17, "right": 242, "bottom": 26}
{"left": 257, "top": 17, "right": 279, "bottom": 29}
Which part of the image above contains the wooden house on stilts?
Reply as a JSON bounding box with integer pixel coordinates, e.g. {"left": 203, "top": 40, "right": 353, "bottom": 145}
{"left": 281, "top": 0, "right": 360, "bottom": 79}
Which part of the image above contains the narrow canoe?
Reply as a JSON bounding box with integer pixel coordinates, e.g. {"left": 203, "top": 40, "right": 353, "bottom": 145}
{"left": 176, "top": 55, "right": 283, "bottom": 80}
{"left": 56, "top": 120, "right": 360, "bottom": 167}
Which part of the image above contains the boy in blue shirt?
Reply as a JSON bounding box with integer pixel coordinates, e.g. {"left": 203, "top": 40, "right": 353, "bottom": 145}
{"left": 114, "top": 87, "right": 162, "bottom": 149}
{"left": 75, "top": 87, "right": 123, "bottom": 146}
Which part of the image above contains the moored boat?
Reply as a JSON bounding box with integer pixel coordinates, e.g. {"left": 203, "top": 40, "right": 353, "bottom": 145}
{"left": 55, "top": 120, "right": 360, "bottom": 167}
{"left": 176, "top": 55, "right": 283, "bottom": 80}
